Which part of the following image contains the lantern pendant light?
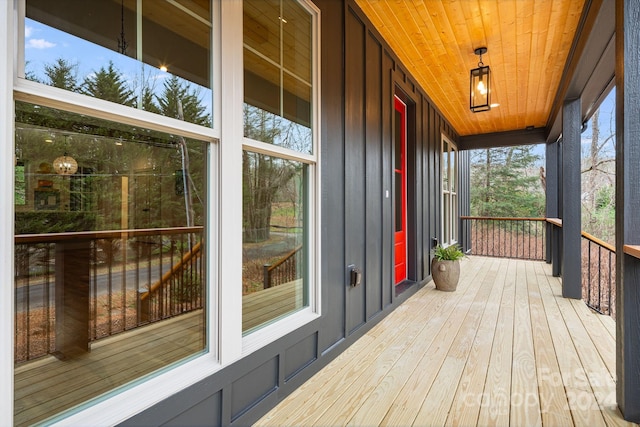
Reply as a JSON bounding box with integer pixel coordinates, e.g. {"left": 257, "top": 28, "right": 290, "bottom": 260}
{"left": 470, "top": 47, "right": 491, "bottom": 112}
{"left": 52, "top": 135, "right": 78, "bottom": 175}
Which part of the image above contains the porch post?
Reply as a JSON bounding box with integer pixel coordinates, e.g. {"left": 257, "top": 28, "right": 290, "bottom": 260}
{"left": 561, "top": 98, "right": 581, "bottom": 299}
{"left": 616, "top": 0, "right": 640, "bottom": 420}
{"left": 545, "top": 140, "right": 560, "bottom": 272}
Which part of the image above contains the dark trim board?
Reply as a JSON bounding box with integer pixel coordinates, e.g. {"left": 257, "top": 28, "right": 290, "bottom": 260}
{"left": 458, "top": 127, "right": 546, "bottom": 151}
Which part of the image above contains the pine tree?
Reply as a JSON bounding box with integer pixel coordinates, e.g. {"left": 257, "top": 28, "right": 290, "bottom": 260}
{"left": 44, "top": 58, "right": 79, "bottom": 91}
{"left": 470, "top": 145, "right": 545, "bottom": 217}
{"left": 81, "top": 61, "right": 135, "bottom": 106}
{"left": 156, "top": 75, "right": 210, "bottom": 126}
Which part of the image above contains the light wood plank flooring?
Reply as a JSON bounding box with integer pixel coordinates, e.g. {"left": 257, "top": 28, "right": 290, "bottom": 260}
{"left": 255, "top": 256, "right": 638, "bottom": 427}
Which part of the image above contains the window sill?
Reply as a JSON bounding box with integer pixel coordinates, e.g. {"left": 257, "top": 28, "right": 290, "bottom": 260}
{"left": 242, "top": 308, "right": 320, "bottom": 357}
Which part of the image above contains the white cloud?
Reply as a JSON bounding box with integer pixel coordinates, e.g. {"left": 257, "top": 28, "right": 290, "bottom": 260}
{"left": 27, "top": 38, "right": 56, "bottom": 49}
{"left": 25, "top": 26, "right": 33, "bottom": 38}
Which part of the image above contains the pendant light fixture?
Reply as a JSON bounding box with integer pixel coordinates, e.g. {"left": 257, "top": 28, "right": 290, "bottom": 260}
{"left": 52, "top": 135, "right": 78, "bottom": 175}
{"left": 470, "top": 47, "right": 491, "bottom": 112}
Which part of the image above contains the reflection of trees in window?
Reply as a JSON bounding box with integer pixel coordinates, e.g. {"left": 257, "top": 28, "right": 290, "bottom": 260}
{"left": 14, "top": 102, "right": 207, "bottom": 234}
{"left": 244, "top": 104, "right": 311, "bottom": 153}
{"left": 30, "top": 58, "right": 213, "bottom": 130}
{"left": 82, "top": 61, "right": 135, "bottom": 106}
{"left": 242, "top": 152, "right": 298, "bottom": 243}
{"left": 156, "top": 75, "right": 211, "bottom": 127}
{"left": 44, "top": 58, "right": 79, "bottom": 91}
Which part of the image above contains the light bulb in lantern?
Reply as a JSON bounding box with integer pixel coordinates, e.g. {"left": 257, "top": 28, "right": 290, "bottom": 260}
{"left": 477, "top": 79, "right": 487, "bottom": 95}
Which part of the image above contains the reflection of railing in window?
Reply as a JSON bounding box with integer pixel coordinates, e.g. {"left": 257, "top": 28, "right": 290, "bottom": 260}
{"left": 263, "top": 245, "right": 302, "bottom": 289}
{"left": 14, "top": 226, "right": 203, "bottom": 364}
{"left": 139, "top": 241, "right": 203, "bottom": 322}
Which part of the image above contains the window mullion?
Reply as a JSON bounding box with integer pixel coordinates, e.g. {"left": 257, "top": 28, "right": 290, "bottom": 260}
{"left": 219, "top": 0, "right": 244, "bottom": 364}
{"left": 1, "top": 0, "right": 15, "bottom": 424}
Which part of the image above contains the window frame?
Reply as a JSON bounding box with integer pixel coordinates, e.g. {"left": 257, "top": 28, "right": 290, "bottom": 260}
{"left": 441, "top": 134, "right": 458, "bottom": 246}
{"left": 240, "top": 0, "right": 321, "bottom": 354}
{"left": 0, "top": 1, "right": 15, "bottom": 425}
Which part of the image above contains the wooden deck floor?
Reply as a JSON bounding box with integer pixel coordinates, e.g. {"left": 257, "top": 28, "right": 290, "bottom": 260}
{"left": 255, "top": 256, "right": 638, "bottom": 427}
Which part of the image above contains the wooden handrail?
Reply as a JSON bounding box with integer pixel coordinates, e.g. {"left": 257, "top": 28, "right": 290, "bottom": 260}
{"left": 140, "top": 241, "right": 202, "bottom": 301}
{"left": 265, "top": 245, "right": 302, "bottom": 273}
{"left": 624, "top": 245, "right": 640, "bottom": 259}
{"left": 15, "top": 226, "right": 203, "bottom": 244}
{"left": 546, "top": 218, "right": 562, "bottom": 227}
{"left": 581, "top": 231, "right": 616, "bottom": 253}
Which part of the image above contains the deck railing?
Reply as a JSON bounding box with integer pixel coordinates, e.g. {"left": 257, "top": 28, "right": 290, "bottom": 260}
{"left": 581, "top": 231, "right": 616, "bottom": 316}
{"left": 14, "top": 226, "right": 203, "bottom": 363}
{"left": 461, "top": 216, "right": 546, "bottom": 260}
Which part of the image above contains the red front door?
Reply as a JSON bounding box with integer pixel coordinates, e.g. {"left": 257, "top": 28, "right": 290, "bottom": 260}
{"left": 394, "top": 96, "right": 407, "bottom": 284}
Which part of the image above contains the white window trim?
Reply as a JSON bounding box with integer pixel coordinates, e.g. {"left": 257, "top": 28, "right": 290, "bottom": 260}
{"left": 442, "top": 134, "right": 458, "bottom": 246}
{"left": 0, "top": 1, "right": 16, "bottom": 426}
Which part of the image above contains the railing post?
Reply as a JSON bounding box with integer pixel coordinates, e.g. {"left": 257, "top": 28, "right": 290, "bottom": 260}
{"left": 561, "top": 97, "right": 582, "bottom": 298}
{"left": 263, "top": 264, "right": 271, "bottom": 289}
{"left": 139, "top": 289, "right": 150, "bottom": 323}
{"left": 546, "top": 138, "right": 559, "bottom": 267}
{"left": 55, "top": 239, "right": 91, "bottom": 358}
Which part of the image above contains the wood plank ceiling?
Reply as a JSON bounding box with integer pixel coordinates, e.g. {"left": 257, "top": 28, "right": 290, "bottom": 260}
{"left": 355, "top": 0, "right": 586, "bottom": 137}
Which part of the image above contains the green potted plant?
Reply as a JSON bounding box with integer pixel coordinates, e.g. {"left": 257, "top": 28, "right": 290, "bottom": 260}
{"left": 431, "top": 244, "right": 465, "bottom": 291}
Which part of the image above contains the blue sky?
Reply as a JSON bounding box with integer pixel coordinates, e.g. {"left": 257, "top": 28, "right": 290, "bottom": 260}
{"left": 25, "top": 18, "right": 148, "bottom": 85}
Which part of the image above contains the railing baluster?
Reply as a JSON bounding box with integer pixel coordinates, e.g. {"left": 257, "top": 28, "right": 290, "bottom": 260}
{"left": 608, "top": 251, "right": 613, "bottom": 314}
{"left": 598, "top": 245, "right": 602, "bottom": 312}
{"left": 587, "top": 242, "right": 592, "bottom": 308}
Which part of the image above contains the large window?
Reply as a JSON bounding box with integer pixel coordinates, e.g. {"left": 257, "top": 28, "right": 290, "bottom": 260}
{"left": 6, "top": 0, "right": 319, "bottom": 424}
{"left": 242, "top": 0, "right": 318, "bottom": 334}
{"left": 442, "top": 136, "right": 458, "bottom": 245}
